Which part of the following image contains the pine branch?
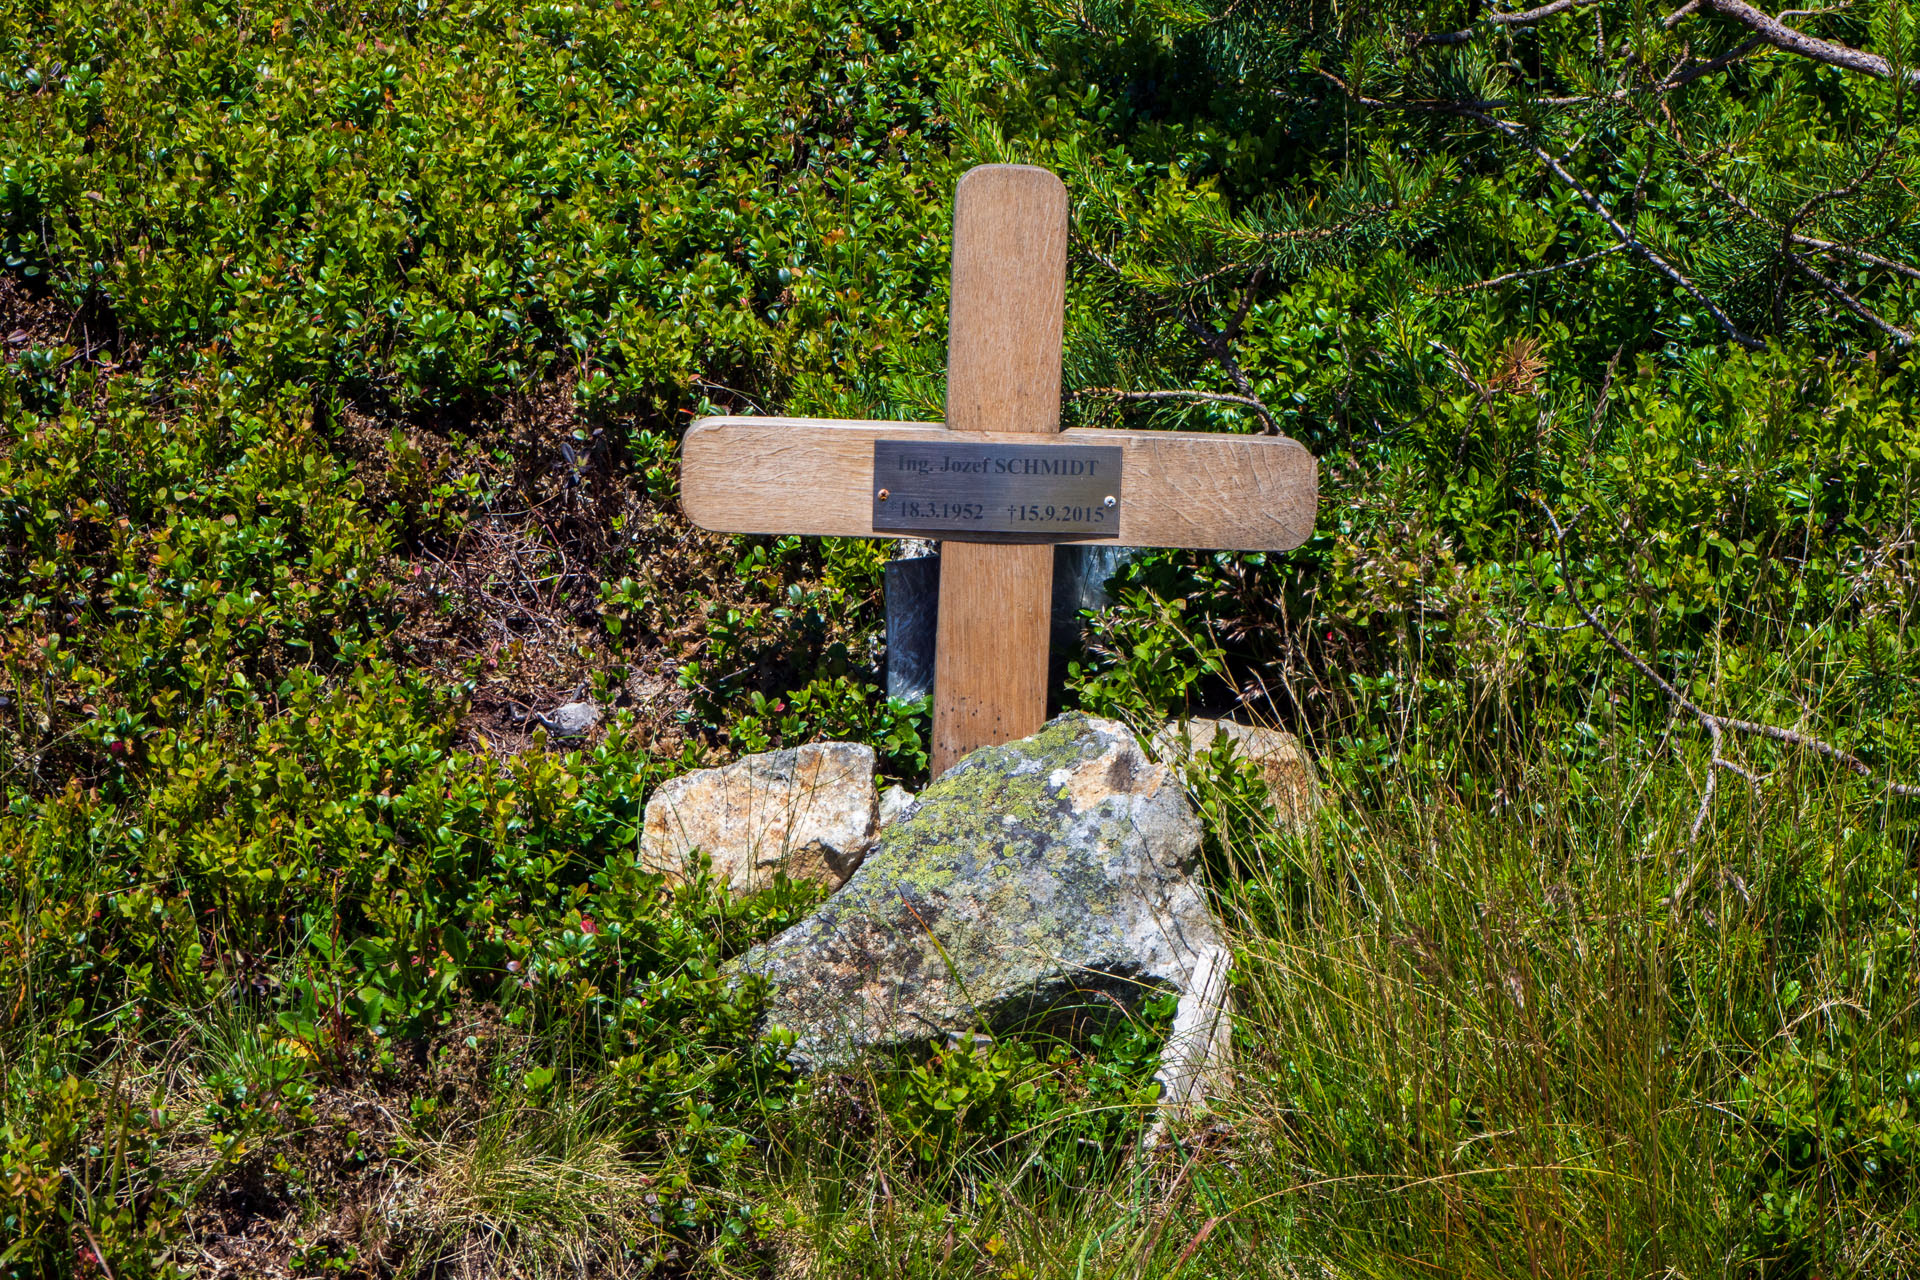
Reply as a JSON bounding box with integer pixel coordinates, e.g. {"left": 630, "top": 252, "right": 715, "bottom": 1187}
{"left": 1789, "top": 235, "right": 1920, "bottom": 282}
{"left": 1652, "top": 108, "right": 1918, "bottom": 338}
{"left": 1306, "top": 44, "right": 1769, "bottom": 121}
{"left": 1310, "top": 66, "right": 1908, "bottom": 351}
{"left": 1782, "top": 248, "right": 1915, "bottom": 343}
{"left": 1686, "top": 162, "right": 1914, "bottom": 281}
{"left": 1252, "top": 207, "right": 1391, "bottom": 241}
{"left": 1463, "top": 109, "right": 1765, "bottom": 349}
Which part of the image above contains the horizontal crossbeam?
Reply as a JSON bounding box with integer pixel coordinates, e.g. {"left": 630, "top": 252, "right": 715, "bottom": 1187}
{"left": 681, "top": 416, "right": 1318, "bottom": 551}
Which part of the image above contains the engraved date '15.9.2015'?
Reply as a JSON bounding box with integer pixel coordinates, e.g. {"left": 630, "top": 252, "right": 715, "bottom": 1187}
{"left": 870, "top": 440, "right": 1123, "bottom": 537}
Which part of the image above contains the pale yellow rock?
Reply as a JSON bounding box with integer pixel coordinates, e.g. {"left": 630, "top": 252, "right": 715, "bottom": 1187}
{"left": 640, "top": 743, "right": 878, "bottom": 896}
{"left": 1150, "top": 718, "right": 1321, "bottom": 830}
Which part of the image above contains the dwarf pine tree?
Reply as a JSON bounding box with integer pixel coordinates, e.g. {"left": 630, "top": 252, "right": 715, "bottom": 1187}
{"left": 984, "top": 0, "right": 1920, "bottom": 440}
{"left": 946, "top": 0, "right": 1920, "bottom": 813}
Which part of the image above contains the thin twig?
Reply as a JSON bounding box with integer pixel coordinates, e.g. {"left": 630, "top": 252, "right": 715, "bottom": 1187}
{"left": 1428, "top": 338, "right": 1493, "bottom": 402}
{"left": 1439, "top": 245, "right": 1626, "bottom": 294}
{"left": 1690, "top": 718, "right": 1723, "bottom": 844}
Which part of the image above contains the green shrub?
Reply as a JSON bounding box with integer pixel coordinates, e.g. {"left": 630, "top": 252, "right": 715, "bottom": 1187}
{"left": 6, "top": 0, "right": 1920, "bottom": 1272}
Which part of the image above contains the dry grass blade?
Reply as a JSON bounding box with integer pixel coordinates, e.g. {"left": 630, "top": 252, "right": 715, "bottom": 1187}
{"left": 384, "top": 1093, "right": 659, "bottom": 1280}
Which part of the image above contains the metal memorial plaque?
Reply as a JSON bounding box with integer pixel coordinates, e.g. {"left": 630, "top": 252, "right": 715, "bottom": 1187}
{"left": 871, "top": 440, "right": 1123, "bottom": 538}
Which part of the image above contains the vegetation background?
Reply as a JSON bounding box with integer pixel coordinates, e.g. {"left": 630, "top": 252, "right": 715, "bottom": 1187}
{"left": 3, "top": 0, "right": 1920, "bottom": 1275}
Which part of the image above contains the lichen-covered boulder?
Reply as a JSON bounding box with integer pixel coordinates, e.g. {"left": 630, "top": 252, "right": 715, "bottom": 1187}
{"left": 732, "top": 714, "right": 1221, "bottom": 1071}
{"left": 1150, "top": 718, "right": 1320, "bottom": 830}
{"left": 640, "top": 742, "right": 877, "bottom": 897}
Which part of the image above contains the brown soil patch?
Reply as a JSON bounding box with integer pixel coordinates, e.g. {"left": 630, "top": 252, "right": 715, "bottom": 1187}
{"left": 330, "top": 374, "right": 796, "bottom": 767}
{"left": 0, "top": 272, "right": 142, "bottom": 389}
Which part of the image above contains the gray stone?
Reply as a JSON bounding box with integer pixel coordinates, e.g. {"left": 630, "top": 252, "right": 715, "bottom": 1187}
{"left": 1150, "top": 718, "right": 1321, "bottom": 830}
{"left": 535, "top": 700, "right": 601, "bottom": 737}
{"left": 882, "top": 546, "right": 1142, "bottom": 702}
{"left": 732, "top": 713, "right": 1222, "bottom": 1071}
{"left": 640, "top": 743, "right": 877, "bottom": 897}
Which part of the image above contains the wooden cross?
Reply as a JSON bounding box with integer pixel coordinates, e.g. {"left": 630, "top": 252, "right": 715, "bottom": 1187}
{"left": 680, "top": 165, "right": 1318, "bottom": 775}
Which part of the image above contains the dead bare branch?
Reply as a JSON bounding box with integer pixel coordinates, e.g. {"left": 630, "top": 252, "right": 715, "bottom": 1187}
{"left": 1699, "top": 0, "right": 1920, "bottom": 82}
{"left": 1656, "top": 35, "right": 1770, "bottom": 90}
{"left": 1533, "top": 497, "right": 1920, "bottom": 832}
{"left": 1439, "top": 244, "right": 1626, "bottom": 294}
{"left": 1072, "top": 386, "right": 1276, "bottom": 420}
{"left": 1421, "top": 0, "right": 1599, "bottom": 44}
{"left": 1782, "top": 248, "right": 1915, "bottom": 344}
{"left": 1492, "top": 0, "right": 1597, "bottom": 24}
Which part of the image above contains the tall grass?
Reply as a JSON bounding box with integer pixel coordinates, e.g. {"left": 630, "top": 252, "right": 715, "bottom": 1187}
{"left": 8, "top": 607, "right": 1915, "bottom": 1277}
{"left": 1092, "top": 632, "right": 1920, "bottom": 1277}
{"left": 705, "top": 584, "right": 1920, "bottom": 1279}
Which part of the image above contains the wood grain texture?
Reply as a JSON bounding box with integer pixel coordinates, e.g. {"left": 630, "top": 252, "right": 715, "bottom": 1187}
{"left": 680, "top": 417, "right": 1319, "bottom": 550}
{"left": 933, "top": 166, "right": 1069, "bottom": 775}
{"left": 943, "top": 165, "right": 1069, "bottom": 435}
{"left": 930, "top": 539, "right": 1053, "bottom": 771}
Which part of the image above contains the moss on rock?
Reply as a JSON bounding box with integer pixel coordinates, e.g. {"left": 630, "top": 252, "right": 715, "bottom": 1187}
{"left": 730, "top": 713, "right": 1219, "bottom": 1070}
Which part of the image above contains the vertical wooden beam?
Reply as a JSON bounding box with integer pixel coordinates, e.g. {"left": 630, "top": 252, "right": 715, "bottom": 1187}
{"left": 930, "top": 165, "right": 1069, "bottom": 776}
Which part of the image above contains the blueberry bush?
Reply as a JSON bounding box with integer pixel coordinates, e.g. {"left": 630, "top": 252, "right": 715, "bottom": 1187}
{"left": 4, "top": 0, "right": 1920, "bottom": 1275}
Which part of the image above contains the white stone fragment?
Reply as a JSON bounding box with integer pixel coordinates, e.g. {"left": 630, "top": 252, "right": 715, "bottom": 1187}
{"left": 877, "top": 784, "right": 917, "bottom": 827}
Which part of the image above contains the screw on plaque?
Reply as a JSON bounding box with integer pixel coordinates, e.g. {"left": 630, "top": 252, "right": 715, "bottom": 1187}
{"left": 1103, "top": 495, "right": 1116, "bottom": 507}
{"left": 877, "top": 488, "right": 891, "bottom": 501}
